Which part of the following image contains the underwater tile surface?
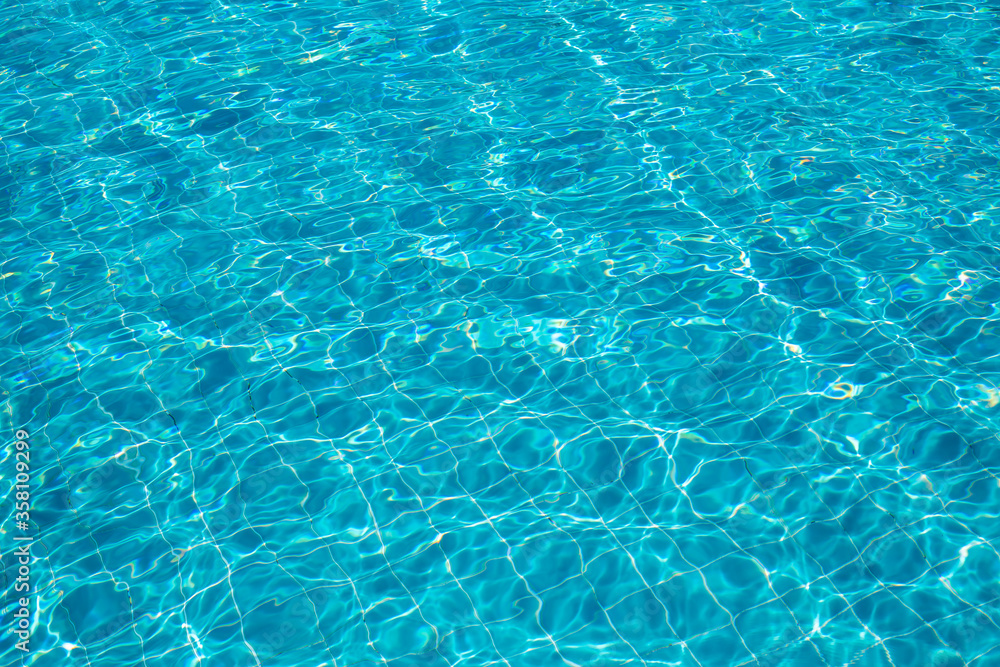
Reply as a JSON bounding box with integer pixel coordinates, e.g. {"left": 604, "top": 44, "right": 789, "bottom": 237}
{"left": 2, "top": 0, "right": 1000, "bottom": 665}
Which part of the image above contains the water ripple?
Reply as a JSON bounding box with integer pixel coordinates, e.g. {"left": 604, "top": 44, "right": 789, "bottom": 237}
{"left": 3, "top": 0, "right": 1000, "bottom": 665}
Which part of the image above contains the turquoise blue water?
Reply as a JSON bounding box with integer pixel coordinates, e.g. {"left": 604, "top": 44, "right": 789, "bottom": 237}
{"left": 3, "top": 0, "right": 1000, "bottom": 665}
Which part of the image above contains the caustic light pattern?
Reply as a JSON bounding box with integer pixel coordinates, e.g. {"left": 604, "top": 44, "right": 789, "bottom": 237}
{"left": 2, "top": 0, "right": 1000, "bottom": 666}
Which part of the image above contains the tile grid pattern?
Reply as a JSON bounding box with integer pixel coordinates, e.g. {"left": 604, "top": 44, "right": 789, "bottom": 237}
{"left": 2, "top": 0, "right": 1000, "bottom": 666}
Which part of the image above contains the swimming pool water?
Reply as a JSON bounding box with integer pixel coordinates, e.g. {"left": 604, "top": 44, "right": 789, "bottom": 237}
{"left": 2, "top": 0, "right": 1000, "bottom": 665}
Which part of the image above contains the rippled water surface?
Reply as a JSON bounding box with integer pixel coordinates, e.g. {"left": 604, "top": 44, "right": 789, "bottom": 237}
{"left": 3, "top": 0, "right": 1000, "bottom": 665}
